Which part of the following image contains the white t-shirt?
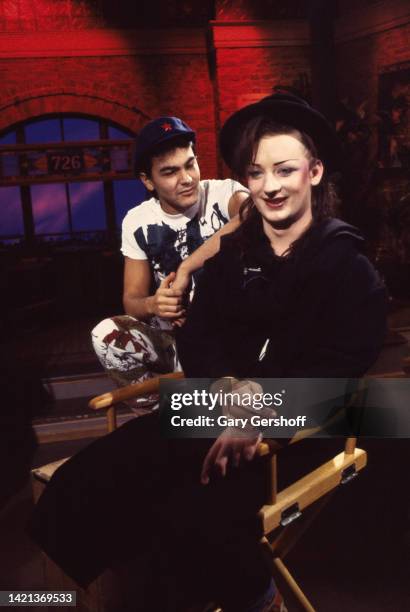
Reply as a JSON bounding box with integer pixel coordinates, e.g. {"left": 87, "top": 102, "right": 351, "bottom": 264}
{"left": 121, "top": 178, "right": 246, "bottom": 287}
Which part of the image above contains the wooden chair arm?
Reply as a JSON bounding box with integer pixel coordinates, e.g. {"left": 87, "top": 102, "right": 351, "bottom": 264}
{"left": 88, "top": 358, "right": 409, "bottom": 449}
{"left": 88, "top": 371, "right": 185, "bottom": 410}
{"left": 89, "top": 357, "right": 410, "bottom": 412}
{"left": 88, "top": 371, "right": 363, "bottom": 450}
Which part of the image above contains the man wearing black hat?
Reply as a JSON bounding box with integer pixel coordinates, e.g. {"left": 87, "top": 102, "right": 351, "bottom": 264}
{"left": 91, "top": 116, "right": 247, "bottom": 410}
{"left": 178, "top": 91, "right": 386, "bottom": 459}
{"left": 173, "top": 91, "right": 387, "bottom": 611}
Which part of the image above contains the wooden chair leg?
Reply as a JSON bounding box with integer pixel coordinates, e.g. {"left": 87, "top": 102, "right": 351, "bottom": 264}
{"left": 344, "top": 436, "right": 357, "bottom": 455}
{"left": 261, "top": 493, "right": 335, "bottom": 612}
{"left": 260, "top": 536, "right": 316, "bottom": 612}
{"left": 271, "top": 557, "right": 316, "bottom": 612}
{"left": 261, "top": 536, "right": 316, "bottom": 611}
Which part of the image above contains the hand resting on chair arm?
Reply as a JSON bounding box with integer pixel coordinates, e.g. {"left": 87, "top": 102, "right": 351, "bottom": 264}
{"left": 200, "top": 377, "right": 277, "bottom": 485}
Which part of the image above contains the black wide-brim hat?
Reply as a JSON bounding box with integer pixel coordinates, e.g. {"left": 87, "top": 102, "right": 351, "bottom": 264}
{"left": 220, "top": 93, "right": 342, "bottom": 173}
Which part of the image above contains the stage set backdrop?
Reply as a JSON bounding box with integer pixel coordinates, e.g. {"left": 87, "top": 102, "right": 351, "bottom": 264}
{"left": 0, "top": 0, "right": 409, "bottom": 318}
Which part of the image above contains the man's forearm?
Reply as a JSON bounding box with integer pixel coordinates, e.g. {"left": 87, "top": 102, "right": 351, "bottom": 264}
{"left": 178, "top": 215, "right": 241, "bottom": 277}
{"left": 123, "top": 294, "right": 154, "bottom": 320}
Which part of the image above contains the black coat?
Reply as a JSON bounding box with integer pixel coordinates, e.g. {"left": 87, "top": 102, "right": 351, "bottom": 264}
{"left": 28, "top": 413, "right": 269, "bottom": 595}
{"left": 177, "top": 218, "right": 387, "bottom": 379}
{"left": 28, "top": 218, "right": 386, "bottom": 594}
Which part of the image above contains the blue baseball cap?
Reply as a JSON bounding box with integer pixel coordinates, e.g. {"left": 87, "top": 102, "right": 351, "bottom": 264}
{"left": 134, "top": 116, "right": 196, "bottom": 172}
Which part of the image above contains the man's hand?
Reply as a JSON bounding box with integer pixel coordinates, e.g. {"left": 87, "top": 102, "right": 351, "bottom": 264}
{"left": 172, "top": 264, "right": 192, "bottom": 294}
{"left": 170, "top": 265, "right": 191, "bottom": 327}
{"left": 147, "top": 272, "right": 185, "bottom": 319}
{"left": 200, "top": 429, "right": 262, "bottom": 485}
{"left": 171, "top": 317, "right": 186, "bottom": 328}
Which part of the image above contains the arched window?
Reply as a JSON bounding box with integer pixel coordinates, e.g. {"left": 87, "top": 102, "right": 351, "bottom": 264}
{"left": 0, "top": 114, "right": 146, "bottom": 246}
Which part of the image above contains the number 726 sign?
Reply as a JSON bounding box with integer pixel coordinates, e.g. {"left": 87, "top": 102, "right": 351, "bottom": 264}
{"left": 47, "top": 150, "right": 85, "bottom": 174}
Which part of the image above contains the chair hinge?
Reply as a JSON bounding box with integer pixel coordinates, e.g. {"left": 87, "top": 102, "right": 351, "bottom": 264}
{"left": 281, "top": 503, "right": 302, "bottom": 526}
{"left": 341, "top": 463, "right": 358, "bottom": 484}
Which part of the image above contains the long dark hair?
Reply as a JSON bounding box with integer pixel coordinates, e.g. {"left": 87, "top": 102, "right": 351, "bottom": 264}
{"left": 230, "top": 117, "right": 339, "bottom": 251}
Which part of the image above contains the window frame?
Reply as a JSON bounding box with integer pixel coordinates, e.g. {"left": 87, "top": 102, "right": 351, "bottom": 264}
{"left": 0, "top": 113, "right": 142, "bottom": 248}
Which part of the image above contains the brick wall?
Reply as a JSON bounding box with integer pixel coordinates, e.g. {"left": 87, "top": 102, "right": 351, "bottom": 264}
{"left": 336, "top": 22, "right": 410, "bottom": 112}
{"left": 0, "top": 0, "right": 312, "bottom": 183}
{"left": 0, "top": 0, "right": 408, "bottom": 182}
{"left": 0, "top": 0, "right": 213, "bottom": 30}
{"left": 215, "top": 46, "right": 311, "bottom": 125}
{"left": 212, "top": 30, "right": 311, "bottom": 175}
{"left": 0, "top": 50, "right": 218, "bottom": 178}
{"left": 215, "top": 0, "right": 307, "bottom": 21}
{"left": 0, "top": 0, "right": 103, "bottom": 31}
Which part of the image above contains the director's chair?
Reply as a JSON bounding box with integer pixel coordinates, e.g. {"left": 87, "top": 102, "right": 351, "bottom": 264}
{"left": 32, "top": 361, "right": 410, "bottom": 611}
{"left": 88, "top": 372, "right": 367, "bottom": 612}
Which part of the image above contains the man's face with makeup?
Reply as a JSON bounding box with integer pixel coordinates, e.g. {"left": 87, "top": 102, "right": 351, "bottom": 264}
{"left": 246, "top": 133, "right": 323, "bottom": 230}
{"left": 141, "top": 144, "right": 200, "bottom": 214}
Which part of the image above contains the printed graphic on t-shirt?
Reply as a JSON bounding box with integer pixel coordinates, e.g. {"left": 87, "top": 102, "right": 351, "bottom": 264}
{"left": 209, "top": 201, "right": 228, "bottom": 232}
{"left": 134, "top": 202, "right": 229, "bottom": 281}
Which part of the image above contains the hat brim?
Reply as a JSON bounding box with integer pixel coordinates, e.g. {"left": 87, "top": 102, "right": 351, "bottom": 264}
{"left": 220, "top": 98, "right": 341, "bottom": 173}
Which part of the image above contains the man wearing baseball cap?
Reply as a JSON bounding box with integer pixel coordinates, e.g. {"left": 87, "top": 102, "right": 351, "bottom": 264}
{"left": 91, "top": 116, "right": 247, "bottom": 410}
